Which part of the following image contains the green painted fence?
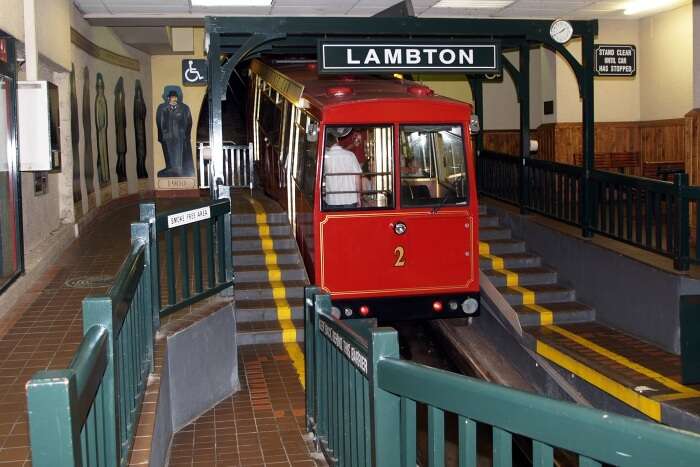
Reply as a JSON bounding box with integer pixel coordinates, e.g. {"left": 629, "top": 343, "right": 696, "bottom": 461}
{"left": 27, "top": 222, "right": 156, "bottom": 467}
{"left": 305, "top": 286, "right": 700, "bottom": 467}
{"left": 477, "top": 150, "right": 700, "bottom": 271}
{"left": 140, "top": 187, "right": 234, "bottom": 316}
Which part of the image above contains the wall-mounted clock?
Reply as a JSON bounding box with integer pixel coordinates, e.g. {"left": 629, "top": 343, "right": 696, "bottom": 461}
{"left": 550, "top": 19, "right": 573, "bottom": 44}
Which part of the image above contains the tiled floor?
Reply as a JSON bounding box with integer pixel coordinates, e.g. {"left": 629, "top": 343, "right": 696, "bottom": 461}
{"left": 0, "top": 198, "right": 201, "bottom": 466}
{"left": 168, "top": 344, "right": 324, "bottom": 467}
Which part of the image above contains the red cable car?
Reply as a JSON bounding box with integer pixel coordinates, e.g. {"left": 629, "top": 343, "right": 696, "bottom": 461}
{"left": 249, "top": 59, "right": 479, "bottom": 320}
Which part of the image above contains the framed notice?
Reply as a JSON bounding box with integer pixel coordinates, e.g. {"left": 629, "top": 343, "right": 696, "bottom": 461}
{"left": 594, "top": 45, "right": 636, "bottom": 77}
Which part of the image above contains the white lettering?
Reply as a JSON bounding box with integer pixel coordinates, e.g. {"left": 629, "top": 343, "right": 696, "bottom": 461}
{"left": 440, "top": 49, "right": 456, "bottom": 65}
{"left": 459, "top": 49, "right": 474, "bottom": 65}
{"left": 384, "top": 49, "right": 402, "bottom": 65}
{"left": 424, "top": 48, "right": 438, "bottom": 64}
{"left": 347, "top": 49, "right": 360, "bottom": 65}
{"left": 364, "top": 49, "right": 380, "bottom": 65}
{"left": 406, "top": 48, "right": 421, "bottom": 65}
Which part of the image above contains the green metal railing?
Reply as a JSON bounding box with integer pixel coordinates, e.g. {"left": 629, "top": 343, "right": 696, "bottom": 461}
{"left": 477, "top": 151, "right": 699, "bottom": 270}
{"left": 305, "top": 286, "right": 700, "bottom": 467}
{"left": 27, "top": 222, "right": 156, "bottom": 467}
{"left": 140, "top": 187, "right": 234, "bottom": 316}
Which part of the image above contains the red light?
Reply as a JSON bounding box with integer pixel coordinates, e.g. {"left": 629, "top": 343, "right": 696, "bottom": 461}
{"left": 432, "top": 301, "right": 443, "bottom": 312}
{"left": 326, "top": 86, "right": 353, "bottom": 97}
{"left": 359, "top": 305, "right": 370, "bottom": 317}
{"left": 407, "top": 85, "right": 434, "bottom": 96}
{"left": 306, "top": 62, "right": 318, "bottom": 71}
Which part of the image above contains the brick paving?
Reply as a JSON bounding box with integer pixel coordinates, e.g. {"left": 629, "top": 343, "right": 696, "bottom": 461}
{"left": 0, "top": 198, "right": 200, "bottom": 466}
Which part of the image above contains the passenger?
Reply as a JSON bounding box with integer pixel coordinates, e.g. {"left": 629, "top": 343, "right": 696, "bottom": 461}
{"left": 324, "top": 132, "right": 362, "bottom": 209}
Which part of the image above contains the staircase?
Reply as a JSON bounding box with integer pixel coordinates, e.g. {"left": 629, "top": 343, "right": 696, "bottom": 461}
{"left": 231, "top": 208, "right": 308, "bottom": 345}
{"left": 478, "top": 205, "right": 596, "bottom": 327}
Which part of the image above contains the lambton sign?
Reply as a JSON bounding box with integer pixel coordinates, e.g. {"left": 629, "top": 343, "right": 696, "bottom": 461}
{"left": 594, "top": 45, "right": 636, "bottom": 77}
{"left": 319, "top": 40, "right": 501, "bottom": 74}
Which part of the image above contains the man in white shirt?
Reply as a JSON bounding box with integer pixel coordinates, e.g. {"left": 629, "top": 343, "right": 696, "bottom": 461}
{"left": 323, "top": 132, "right": 362, "bottom": 208}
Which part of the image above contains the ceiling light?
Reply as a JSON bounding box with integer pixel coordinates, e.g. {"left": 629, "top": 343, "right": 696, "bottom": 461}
{"left": 624, "top": 0, "right": 675, "bottom": 15}
{"left": 433, "top": 0, "right": 513, "bottom": 7}
{"left": 191, "top": 0, "right": 272, "bottom": 6}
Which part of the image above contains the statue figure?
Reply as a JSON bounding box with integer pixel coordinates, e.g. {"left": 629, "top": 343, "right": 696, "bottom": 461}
{"left": 114, "top": 77, "right": 127, "bottom": 182}
{"left": 156, "top": 86, "right": 194, "bottom": 177}
{"left": 82, "top": 67, "right": 94, "bottom": 195}
{"left": 134, "top": 80, "right": 148, "bottom": 178}
{"left": 70, "top": 64, "right": 81, "bottom": 206}
{"left": 95, "top": 73, "right": 110, "bottom": 186}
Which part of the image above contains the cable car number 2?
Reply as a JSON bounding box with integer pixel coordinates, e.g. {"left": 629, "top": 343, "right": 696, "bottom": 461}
{"left": 394, "top": 246, "right": 406, "bottom": 267}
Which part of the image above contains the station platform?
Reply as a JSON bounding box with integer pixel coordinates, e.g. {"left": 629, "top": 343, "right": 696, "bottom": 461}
{"left": 0, "top": 196, "right": 321, "bottom": 467}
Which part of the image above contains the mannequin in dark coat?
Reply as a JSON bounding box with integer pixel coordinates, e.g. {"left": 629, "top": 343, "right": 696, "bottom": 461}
{"left": 114, "top": 77, "right": 127, "bottom": 182}
{"left": 70, "top": 64, "right": 81, "bottom": 205}
{"left": 95, "top": 73, "right": 110, "bottom": 186}
{"left": 134, "top": 80, "right": 148, "bottom": 178}
{"left": 156, "top": 86, "right": 193, "bottom": 177}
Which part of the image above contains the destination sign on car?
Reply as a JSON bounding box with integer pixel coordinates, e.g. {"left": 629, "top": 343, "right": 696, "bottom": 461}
{"left": 319, "top": 41, "right": 501, "bottom": 74}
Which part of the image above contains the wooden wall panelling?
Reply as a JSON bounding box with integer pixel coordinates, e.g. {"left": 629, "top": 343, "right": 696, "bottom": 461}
{"left": 640, "top": 119, "right": 686, "bottom": 164}
{"left": 482, "top": 129, "right": 521, "bottom": 156}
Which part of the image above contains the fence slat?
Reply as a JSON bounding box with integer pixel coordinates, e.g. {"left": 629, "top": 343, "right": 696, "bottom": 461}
{"left": 427, "top": 405, "right": 445, "bottom": 467}
{"left": 458, "top": 416, "right": 476, "bottom": 467}
{"left": 400, "top": 397, "right": 416, "bottom": 467}
{"left": 165, "top": 229, "right": 176, "bottom": 305}
{"left": 532, "top": 440, "right": 553, "bottom": 467}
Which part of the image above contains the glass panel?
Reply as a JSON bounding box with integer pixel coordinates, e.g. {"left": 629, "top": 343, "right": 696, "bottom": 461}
{"left": 399, "top": 125, "right": 469, "bottom": 207}
{"left": 0, "top": 75, "right": 20, "bottom": 289}
{"left": 322, "top": 125, "right": 394, "bottom": 211}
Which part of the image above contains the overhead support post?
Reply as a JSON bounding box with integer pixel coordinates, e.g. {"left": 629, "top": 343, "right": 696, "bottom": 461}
{"left": 207, "top": 31, "right": 224, "bottom": 198}
{"left": 468, "top": 77, "right": 484, "bottom": 154}
{"left": 518, "top": 42, "right": 530, "bottom": 214}
{"left": 581, "top": 32, "right": 595, "bottom": 237}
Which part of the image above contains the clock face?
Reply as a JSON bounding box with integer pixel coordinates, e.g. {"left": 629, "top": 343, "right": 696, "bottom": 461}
{"left": 550, "top": 19, "right": 573, "bottom": 44}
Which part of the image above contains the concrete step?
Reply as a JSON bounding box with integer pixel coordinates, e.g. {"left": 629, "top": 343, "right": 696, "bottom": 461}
{"left": 479, "top": 215, "right": 500, "bottom": 228}
{"left": 232, "top": 235, "right": 296, "bottom": 252}
{"left": 498, "top": 284, "right": 576, "bottom": 306}
{"left": 514, "top": 301, "right": 596, "bottom": 327}
{"left": 479, "top": 226, "right": 512, "bottom": 241}
{"left": 480, "top": 252, "right": 542, "bottom": 271}
{"left": 231, "top": 212, "right": 288, "bottom": 225}
{"left": 234, "top": 264, "right": 307, "bottom": 283}
{"left": 234, "top": 280, "right": 307, "bottom": 300}
{"left": 232, "top": 223, "right": 292, "bottom": 237}
{"left": 481, "top": 239, "right": 526, "bottom": 255}
{"left": 235, "top": 298, "right": 305, "bottom": 322}
{"left": 483, "top": 267, "right": 558, "bottom": 287}
{"left": 233, "top": 249, "right": 301, "bottom": 266}
{"left": 236, "top": 320, "right": 305, "bottom": 346}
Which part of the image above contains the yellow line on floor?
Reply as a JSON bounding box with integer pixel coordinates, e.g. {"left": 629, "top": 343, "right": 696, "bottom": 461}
{"left": 536, "top": 340, "right": 662, "bottom": 421}
{"left": 546, "top": 325, "right": 700, "bottom": 399}
{"left": 248, "top": 198, "right": 306, "bottom": 388}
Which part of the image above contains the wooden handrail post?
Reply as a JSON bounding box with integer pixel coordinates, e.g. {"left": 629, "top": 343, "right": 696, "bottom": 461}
{"left": 139, "top": 202, "right": 160, "bottom": 325}
{"left": 674, "top": 173, "right": 690, "bottom": 271}
{"left": 369, "top": 327, "right": 401, "bottom": 467}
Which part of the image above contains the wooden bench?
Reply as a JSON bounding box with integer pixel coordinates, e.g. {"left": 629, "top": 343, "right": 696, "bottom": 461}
{"left": 642, "top": 161, "right": 685, "bottom": 181}
{"left": 573, "top": 152, "right": 640, "bottom": 173}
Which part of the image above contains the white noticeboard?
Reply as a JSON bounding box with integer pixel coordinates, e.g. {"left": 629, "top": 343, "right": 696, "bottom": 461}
{"left": 18, "top": 81, "right": 59, "bottom": 171}
{"left": 167, "top": 206, "right": 211, "bottom": 229}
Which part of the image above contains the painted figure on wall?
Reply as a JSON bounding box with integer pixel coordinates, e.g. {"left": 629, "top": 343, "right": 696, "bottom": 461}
{"left": 82, "top": 67, "right": 95, "bottom": 195}
{"left": 95, "top": 73, "right": 110, "bottom": 186}
{"left": 69, "top": 65, "right": 82, "bottom": 212}
{"left": 156, "top": 85, "right": 193, "bottom": 177}
{"left": 134, "top": 80, "right": 148, "bottom": 179}
{"left": 114, "top": 77, "right": 127, "bottom": 182}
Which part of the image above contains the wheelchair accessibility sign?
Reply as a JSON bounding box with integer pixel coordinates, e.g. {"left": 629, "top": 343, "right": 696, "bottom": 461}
{"left": 182, "top": 59, "right": 207, "bottom": 86}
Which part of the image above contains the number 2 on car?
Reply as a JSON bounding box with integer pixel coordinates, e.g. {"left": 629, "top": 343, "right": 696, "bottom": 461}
{"left": 394, "top": 246, "right": 406, "bottom": 267}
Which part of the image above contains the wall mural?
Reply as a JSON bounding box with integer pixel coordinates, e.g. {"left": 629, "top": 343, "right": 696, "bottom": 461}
{"left": 114, "top": 77, "right": 127, "bottom": 182}
{"left": 134, "top": 80, "right": 148, "bottom": 179}
{"left": 156, "top": 85, "right": 193, "bottom": 177}
{"left": 69, "top": 64, "right": 82, "bottom": 219}
{"left": 81, "top": 67, "right": 95, "bottom": 197}
{"left": 95, "top": 73, "right": 110, "bottom": 186}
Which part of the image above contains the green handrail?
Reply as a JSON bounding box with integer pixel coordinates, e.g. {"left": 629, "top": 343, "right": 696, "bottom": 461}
{"left": 305, "top": 287, "right": 700, "bottom": 467}
{"left": 27, "top": 222, "right": 156, "bottom": 467}
{"left": 141, "top": 187, "right": 234, "bottom": 317}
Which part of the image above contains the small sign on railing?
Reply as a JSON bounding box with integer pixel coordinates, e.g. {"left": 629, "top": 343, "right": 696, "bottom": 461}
{"left": 167, "top": 206, "right": 211, "bottom": 229}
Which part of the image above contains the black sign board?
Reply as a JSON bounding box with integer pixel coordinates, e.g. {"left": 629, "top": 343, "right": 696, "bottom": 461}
{"left": 318, "top": 40, "right": 501, "bottom": 74}
{"left": 594, "top": 45, "right": 636, "bottom": 77}
{"left": 182, "top": 59, "right": 208, "bottom": 86}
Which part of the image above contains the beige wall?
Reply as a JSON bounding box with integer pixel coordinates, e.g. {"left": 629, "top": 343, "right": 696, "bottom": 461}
{"left": 415, "top": 74, "right": 472, "bottom": 104}
{"left": 639, "top": 3, "right": 693, "bottom": 120}
{"left": 694, "top": 1, "right": 700, "bottom": 108}
{"left": 150, "top": 28, "right": 206, "bottom": 189}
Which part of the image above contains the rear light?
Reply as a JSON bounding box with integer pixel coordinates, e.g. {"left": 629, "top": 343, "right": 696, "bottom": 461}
{"left": 326, "top": 86, "right": 353, "bottom": 97}
{"left": 432, "top": 301, "right": 443, "bottom": 312}
{"left": 359, "top": 305, "right": 370, "bottom": 317}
